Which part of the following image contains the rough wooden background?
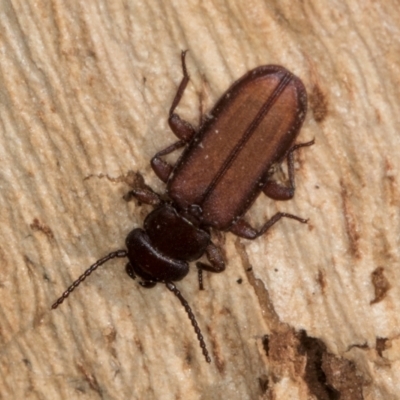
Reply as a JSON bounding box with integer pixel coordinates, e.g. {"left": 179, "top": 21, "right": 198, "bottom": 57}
{"left": 0, "top": 1, "right": 399, "bottom": 399}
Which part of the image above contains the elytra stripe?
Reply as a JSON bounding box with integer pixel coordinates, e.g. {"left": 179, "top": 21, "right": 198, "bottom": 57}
{"left": 200, "top": 72, "right": 293, "bottom": 205}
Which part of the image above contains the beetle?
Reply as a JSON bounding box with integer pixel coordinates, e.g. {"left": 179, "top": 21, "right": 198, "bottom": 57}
{"left": 52, "top": 51, "right": 314, "bottom": 363}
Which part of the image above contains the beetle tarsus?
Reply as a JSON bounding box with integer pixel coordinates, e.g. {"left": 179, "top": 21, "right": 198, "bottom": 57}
{"left": 168, "top": 50, "right": 190, "bottom": 117}
{"left": 139, "top": 280, "right": 157, "bottom": 288}
{"left": 286, "top": 139, "right": 315, "bottom": 191}
{"left": 167, "top": 50, "right": 197, "bottom": 143}
{"left": 230, "top": 212, "right": 308, "bottom": 240}
{"left": 196, "top": 265, "right": 204, "bottom": 290}
{"left": 289, "top": 139, "right": 315, "bottom": 153}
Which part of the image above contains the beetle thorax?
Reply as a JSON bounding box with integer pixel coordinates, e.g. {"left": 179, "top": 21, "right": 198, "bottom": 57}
{"left": 144, "top": 204, "right": 210, "bottom": 261}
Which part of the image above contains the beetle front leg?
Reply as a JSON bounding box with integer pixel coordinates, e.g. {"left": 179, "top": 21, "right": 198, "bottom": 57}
{"left": 123, "top": 171, "right": 161, "bottom": 205}
{"left": 126, "top": 262, "right": 157, "bottom": 288}
{"left": 230, "top": 212, "right": 308, "bottom": 240}
{"left": 168, "top": 50, "right": 197, "bottom": 142}
{"left": 151, "top": 139, "right": 186, "bottom": 182}
{"left": 196, "top": 242, "right": 225, "bottom": 290}
{"left": 263, "top": 139, "right": 315, "bottom": 200}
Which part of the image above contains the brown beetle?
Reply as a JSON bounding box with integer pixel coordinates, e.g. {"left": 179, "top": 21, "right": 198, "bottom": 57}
{"left": 52, "top": 52, "right": 313, "bottom": 363}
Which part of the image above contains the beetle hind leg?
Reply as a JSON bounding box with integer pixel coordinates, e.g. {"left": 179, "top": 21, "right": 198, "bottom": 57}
{"left": 196, "top": 242, "right": 225, "bottom": 290}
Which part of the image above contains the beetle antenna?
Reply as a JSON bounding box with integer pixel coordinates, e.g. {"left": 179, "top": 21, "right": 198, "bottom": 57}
{"left": 51, "top": 250, "right": 128, "bottom": 309}
{"left": 165, "top": 282, "right": 211, "bottom": 363}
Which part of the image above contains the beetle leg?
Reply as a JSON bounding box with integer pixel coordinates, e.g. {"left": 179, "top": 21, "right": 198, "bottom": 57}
{"left": 169, "top": 114, "right": 197, "bottom": 142}
{"left": 125, "top": 262, "right": 136, "bottom": 280}
{"left": 169, "top": 51, "right": 190, "bottom": 116}
{"left": 229, "top": 212, "right": 308, "bottom": 240}
{"left": 196, "top": 265, "right": 205, "bottom": 290}
{"left": 126, "top": 259, "right": 157, "bottom": 288}
{"left": 168, "top": 50, "right": 197, "bottom": 142}
{"left": 123, "top": 171, "right": 161, "bottom": 205}
{"left": 151, "top": 140, "right": 186, "bottom": 182}
{"left": 124, "top": 187, "right": 161, "bottom": 205}
{"left": 263, "top": 139, "right": 315, "bottom": 200}
{"left": 125, "top": 262, "right": 157, "bottom": 289}
{"left": 196, "top": 242, "right": 225, "bottom": 290}
{"left": 139, "top": 280, "right": 157, "bottom": 288}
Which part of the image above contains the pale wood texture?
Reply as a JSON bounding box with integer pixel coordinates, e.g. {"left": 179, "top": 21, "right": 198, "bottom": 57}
{"left": 0, "top": 1, "right": 399, "bottom": 399}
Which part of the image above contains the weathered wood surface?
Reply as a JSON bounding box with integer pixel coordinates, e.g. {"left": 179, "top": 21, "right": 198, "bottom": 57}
{"left": 0, "top": 1, "right": 399, "bottom": 399}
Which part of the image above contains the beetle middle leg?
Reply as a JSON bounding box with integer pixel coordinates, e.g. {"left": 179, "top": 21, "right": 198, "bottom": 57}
{"left": 229, "top": 212, "right": 308, "bottom": 240}
{"left": 263, "top": 139, "right": 315, "bottom": 200}
{"left": 196, "top": 242, "right": 225, "bottom": 290}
